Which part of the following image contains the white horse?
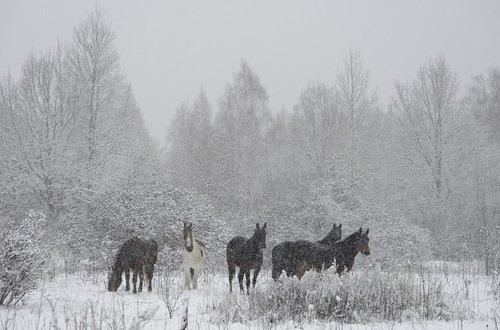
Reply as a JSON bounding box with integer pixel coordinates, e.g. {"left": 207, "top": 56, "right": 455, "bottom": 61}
{"left": 182, "top": 222, "right": 206, "bottom": 289}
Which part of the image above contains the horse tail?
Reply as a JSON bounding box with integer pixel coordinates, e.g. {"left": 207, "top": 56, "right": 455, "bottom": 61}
{"left": 271, "top": 245, "right": 283, "bottom": 281}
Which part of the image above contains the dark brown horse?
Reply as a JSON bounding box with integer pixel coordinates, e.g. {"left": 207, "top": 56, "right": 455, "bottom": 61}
{"left": 108, "top": 237, "right": 158, "bottom": 293}
{"left": 292, "top": 227, "right": 370, "bottom": 279}
{"left": 226, "top": 223, "right": 267, "bottom": 293}
{"left": 271, "top": 223, "right": 342, "bottom": 280}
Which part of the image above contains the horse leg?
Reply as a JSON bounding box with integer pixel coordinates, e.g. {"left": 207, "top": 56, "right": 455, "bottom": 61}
{"left": 184, "top": 268, "right": 192, "bottom": 290}
{"left": 238, "top": 269, "right": 245, "bottom": 293}
{"left": 125, "top": 268, "right": 130, "bottom": 291}
{"left": 272, "top": 264, "right": 280, "bottom": 281}
{"left": 145, "top": 264, "right": 154, "bottom": 291}
{"left": 252, "top": 266, "right": 261, "bottom": 291}
{"left": 297, "top": 261, "right": 307, "bottom": 280}
{"left": 143, "top": 266, "right": 149, "bottom": 292}
{"left": 138, "top": 267, "right": 144, "bottom": 293}
{"left": 132, "top": 269, "right": 138, "bottom": 294}
{"left": 193, "top": 267, "right": 201, "bottom": 290}
{"left": 244, "top": 270, "right": 251, "bottom": 294}
{"left": 336, "top": 264, "right": 344, "bottom": 276}
{"left": 314, "top": 264, "right": 322, "bottom": 273}
{"left": 228, "top": 263, "right": 235, "bottom": 293}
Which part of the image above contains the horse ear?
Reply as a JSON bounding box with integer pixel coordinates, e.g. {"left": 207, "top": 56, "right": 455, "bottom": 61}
{"left": 263, "top": 222, "right": 267, "bottom": 229}
{"left": 339, "top": 223, "right": 342, "bottom": 228}
{"left": 333, "top": 223, "right": 336, "bottom": 228}
{"left": 256, "top": 223, "right": 260, "bottom": 229}
{"left": 359, "top": 227, "right": 363, "bottom": 233}
{"left": 366, "top": 228, "right": 369, "bottom": 235}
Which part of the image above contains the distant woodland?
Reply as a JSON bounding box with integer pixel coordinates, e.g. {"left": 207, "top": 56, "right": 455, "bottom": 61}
{"left": 1, "top": 9, "right": 499, "bottom": 272}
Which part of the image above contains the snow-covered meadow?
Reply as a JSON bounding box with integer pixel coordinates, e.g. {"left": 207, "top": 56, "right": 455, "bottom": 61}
{"left": 1, "top": 261, "right": 499, "bottom": 329}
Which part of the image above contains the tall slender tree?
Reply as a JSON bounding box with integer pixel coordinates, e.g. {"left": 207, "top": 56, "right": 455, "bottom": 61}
{"left": 336, "top": 50, "right": 377, "bottom": 183}
{"left": 293, "top": 81, "right": 341, "bottom": 175}
{"left": 213, "top": 61, "right": 271, "bottom": 217}
{"left": 392, "top": 55, "right": 486, "bottom": 234}
{"left": 69, "top": 7, "right": 126, "bottom": 184}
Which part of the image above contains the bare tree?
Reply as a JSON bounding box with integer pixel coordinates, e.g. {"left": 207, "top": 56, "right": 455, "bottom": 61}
{"left": 213, "top": 61, "right": 272, "bottom": 216}
{"left": 391, "top": 55, "right": 487, "bottom": 233}
{"left": 467, "top": 67, "right": 500, "bottom": 270}
{"left": 69, "top": 8, "right": 128, "bottom": 185}
{"left": 468, "top": 67, "right": 500, "bottom": 143}
{"left": 0, "top": 45, "right": 78, "bottom": 216}
{"left": 167, "top": 88, "right": 214, "bottom": 194}
{"left": 293, "top": 81, "right": 341, "bottom": 175}
{"left": 0, "top": 9, "right": 155, "bottom": 217}
{"left": 336, "top": 50, "right": 377, "bottom": 181}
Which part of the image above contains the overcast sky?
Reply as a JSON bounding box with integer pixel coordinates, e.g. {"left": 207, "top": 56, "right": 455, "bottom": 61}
{"left": 2, "top": 1, "right": 499, "bottom": 143}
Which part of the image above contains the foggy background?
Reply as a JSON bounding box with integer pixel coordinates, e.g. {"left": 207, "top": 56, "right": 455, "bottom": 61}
{"left": 1, "top": 1, "right": 500, "bottom": 277}
{"left": 2, "top": 1, "right": 499, "bottom": 143}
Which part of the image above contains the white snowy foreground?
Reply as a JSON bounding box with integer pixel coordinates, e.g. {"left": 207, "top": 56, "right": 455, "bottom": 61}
{"left": 0, "top": 264, "right": 498, "bottom": 329}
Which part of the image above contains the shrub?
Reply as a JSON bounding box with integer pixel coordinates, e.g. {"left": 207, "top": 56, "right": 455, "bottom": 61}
{"left": 213, "top": 268, "right": 451, "bottom": 325}
{"left": 0, "top": 211, "right": 48, "bottom": 306}
{"left": 83, "top": 182, "right": 230, "bottom": 271}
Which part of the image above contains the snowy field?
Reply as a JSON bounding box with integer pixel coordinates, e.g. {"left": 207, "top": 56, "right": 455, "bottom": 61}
{"left": 1, "top": 262, "right": 499, "bottom": 330}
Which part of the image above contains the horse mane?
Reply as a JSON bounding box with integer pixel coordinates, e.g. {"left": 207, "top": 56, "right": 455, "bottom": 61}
{"left": 184, "top": 223, "right": 205, "bottom": 251}
{"left": 335, "top": 230, "right": 361, "bottom": 247}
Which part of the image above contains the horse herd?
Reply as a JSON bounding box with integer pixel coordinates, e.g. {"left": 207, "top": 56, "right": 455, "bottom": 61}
{"left": 107, "top": 222, "right": 370, "bottom": 294}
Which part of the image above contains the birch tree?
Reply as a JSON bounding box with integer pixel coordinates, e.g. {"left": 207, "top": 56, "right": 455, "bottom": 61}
{"left": 0, "top": 45, "right": 78, "bottom": 216}
{"left": 467, "top": 67, "right": 500, "bottom": 271}
{"left": 213, "top": 61, "right": 271, "bottom": 216}
{"left": 391, "top": 55, "right": 486, "bottom": 233}
{"left": 293, "top": 81, "right": 341, "bottom": 175}
{"left": 336, "top": 50, "right": 377, "bottom": 183}
{"left": 167, "top": 88, "right": 214, "bottom": 195}
{"left": 69, "top": 7, "right": 128, "bottom": 191}
{"left": 468, "top": 67, "right": 500, "bottom": 143}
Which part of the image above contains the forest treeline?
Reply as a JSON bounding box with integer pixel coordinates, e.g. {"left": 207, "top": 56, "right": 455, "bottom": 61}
{"left": 1, "top": 9, "right": 499, "bottom": 275}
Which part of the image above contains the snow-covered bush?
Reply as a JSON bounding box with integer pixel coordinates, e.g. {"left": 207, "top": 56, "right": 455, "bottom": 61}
{"left": 0, "top": 211, "right": 48, "bottom": 306}
{"left": 267, "top": 177, "right": 432, "bottom": 271}
{"left": 214, "top": 268, "right": 450, "bottom": 325}
{"left": 361, "top": 207, "right": 434, "bottom": 269}
{"left": 84, "top": 182, "right": 230, "bottom": 271}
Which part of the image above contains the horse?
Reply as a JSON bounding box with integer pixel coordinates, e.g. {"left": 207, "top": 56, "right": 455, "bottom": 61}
{"left": 292, "top": 227, "right": 370, "bottom": 279}
{"left": 107, "top": 237, "right": 158, "bottom": 293}
{"left": 271, "top": 223, "right": 342, "bottom": 280}
{"left": 182, "top": 222, "right": 206, "bottom": 290}
{"left": 226, "top": 222, "right": 267, "bottom": 294}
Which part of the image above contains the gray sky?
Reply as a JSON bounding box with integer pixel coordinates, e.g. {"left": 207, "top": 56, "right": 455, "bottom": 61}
{"left": 2, "top": 1, "right": 499, "bottom": 144}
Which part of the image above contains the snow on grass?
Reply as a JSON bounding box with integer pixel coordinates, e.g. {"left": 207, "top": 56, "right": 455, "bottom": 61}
{"left": 1, "top": 263, "right": 499, "bottom": 329}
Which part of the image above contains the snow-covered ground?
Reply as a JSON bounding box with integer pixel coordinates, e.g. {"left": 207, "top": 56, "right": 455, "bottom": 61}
{"left": 1, "top": 263, "right": 499, "bottom": 329}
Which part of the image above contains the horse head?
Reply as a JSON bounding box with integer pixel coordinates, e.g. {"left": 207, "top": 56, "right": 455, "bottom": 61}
{"left": 320, "top": 223, "right": 342, "bottom": 244}
{"left": 358, "top": 227, "right": 370, "bottom": 255}
{"left": 107, "top": 265, "right": 122, "bottom": 292}
{"left": 183, "top": 222, "right": 193, "bottom": 250}
{"left": 254, "top": 222, "right": 267, "bottom": 249}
